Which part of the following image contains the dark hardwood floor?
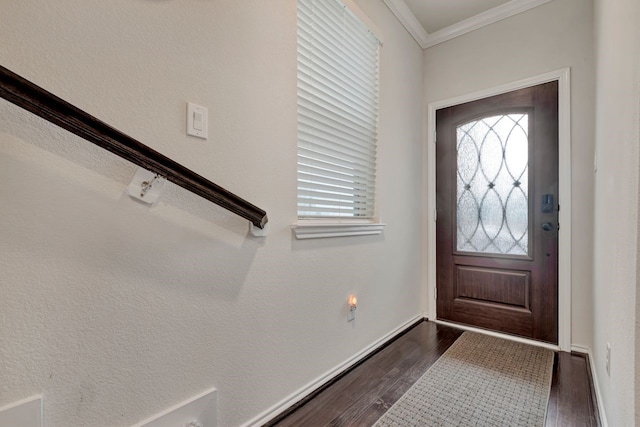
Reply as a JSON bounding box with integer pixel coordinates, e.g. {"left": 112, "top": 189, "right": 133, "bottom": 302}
{"left": 546, "top": 349, "right": 600, "bottom": 426}
{"left": 270, "top": 321, "right": 599, "bottom": 427}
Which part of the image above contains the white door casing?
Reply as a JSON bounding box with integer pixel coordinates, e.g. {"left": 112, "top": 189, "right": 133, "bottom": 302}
{"left": 426, "top": 68, "right": 572, "bottom": 351}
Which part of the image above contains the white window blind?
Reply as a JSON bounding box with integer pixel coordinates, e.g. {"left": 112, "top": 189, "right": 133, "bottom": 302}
{"left": 297, "top": 0, "right": 380, "bottom": 219}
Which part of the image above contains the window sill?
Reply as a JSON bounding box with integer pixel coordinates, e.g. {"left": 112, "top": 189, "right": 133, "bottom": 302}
{"left": 292, "top": 221, "right": 386, "bottom": 239}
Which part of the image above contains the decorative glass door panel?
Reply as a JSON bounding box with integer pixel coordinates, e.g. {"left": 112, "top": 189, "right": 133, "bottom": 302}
{"left": 456, "top": 114, "right": 529, "bottom": 255}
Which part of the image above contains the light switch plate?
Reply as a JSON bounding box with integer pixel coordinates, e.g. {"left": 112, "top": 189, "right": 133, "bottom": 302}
{"left": 187, "top": 102, "right": 208, "bottom": 139}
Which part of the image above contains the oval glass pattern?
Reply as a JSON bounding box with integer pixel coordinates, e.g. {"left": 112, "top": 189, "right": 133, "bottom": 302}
{"left": 456, "top": 114, "right": 529, "bottom": 255}
{"left": 504, "top": 187, "right": 528, "bottom": 254}
{"left": 456, "top": 131, "right": 480, "bottom": 184}
{"left": 457, "top": 190, "right": 480, "bottom": 251}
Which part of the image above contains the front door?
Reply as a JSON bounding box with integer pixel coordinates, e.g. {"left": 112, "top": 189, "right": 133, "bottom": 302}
{"left": 435, "top": 81, "right": 558, "bottom": 343}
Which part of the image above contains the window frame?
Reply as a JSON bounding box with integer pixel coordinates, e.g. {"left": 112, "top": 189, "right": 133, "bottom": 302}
{"left": 294, "top": 0, "right": 385, "bottom": 239}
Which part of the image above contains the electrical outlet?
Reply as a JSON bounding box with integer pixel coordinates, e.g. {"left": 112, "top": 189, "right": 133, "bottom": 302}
{"left": 606, "top": 343, "right": 611, "bottom": 376}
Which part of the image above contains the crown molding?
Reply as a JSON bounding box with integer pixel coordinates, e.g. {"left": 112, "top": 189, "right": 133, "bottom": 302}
{"left": 423, "top": 0, "right": 553, "bottom": 48}
{"left": 384, "top": 0, "right": 553, "bottom": 49}
{"left": 382, "top": 0, "right": 429, "bottom": 48}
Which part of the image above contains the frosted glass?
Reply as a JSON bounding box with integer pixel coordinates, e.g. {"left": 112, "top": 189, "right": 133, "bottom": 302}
{"left": 456, "top": 114, "right": 529, "bottom": 255}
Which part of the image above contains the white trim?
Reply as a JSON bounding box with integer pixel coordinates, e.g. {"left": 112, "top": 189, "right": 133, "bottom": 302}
{"left": 569, "top": 344, "right": 589, "bottom": 354}
{"left": 570, "top": 345, "right": 609, "bottom": 427}
{"left": 131, "top": 387, "right": 217, "bottom": 427}
{"left": 384, "top": 0, "right": 552, "bottom": 49}
{"left": 382, "top": 0, "right": 428, "bottom": 47}
{"left": 556, "top": 69, "right": 572, "bottom": 351}
{"left": 426, "top": 69, "right": 573, "bottom": 351}
{"left": 434, "top": 320, "right": 560, "bottom": 351}
{"left": 422, "top": 0, "right": 552, "bottom": 48}
{"left": 0, "top": 395, "right": 42, "bottom": 427}
{"left": 241, "top": 314, "right": 424, "bottom": 427}
{"left": 292, "top": 221, "right": 386, "bottom": 239}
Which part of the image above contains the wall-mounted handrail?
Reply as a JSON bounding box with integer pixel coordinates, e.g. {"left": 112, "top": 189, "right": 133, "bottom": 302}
{"left": 0, "top": 65, "right": 268, "bottom": 229}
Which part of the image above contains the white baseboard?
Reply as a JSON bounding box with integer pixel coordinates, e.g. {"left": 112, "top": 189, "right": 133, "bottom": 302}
{"left": 241, "top": 314, "right": 425, "bottom": 427}
{"left": 570, "top": 345, "right": 608, "bottom": 427}
{"left": 0, "top": 395, "right": 42, "bottom": 427}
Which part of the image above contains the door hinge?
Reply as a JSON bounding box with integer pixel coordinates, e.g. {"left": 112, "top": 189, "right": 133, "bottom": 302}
{"left": 434, "top": 288, "right": 437, "bottom": 300}
{"left": 434, "top": 209, "right": 437, "bottom": 222}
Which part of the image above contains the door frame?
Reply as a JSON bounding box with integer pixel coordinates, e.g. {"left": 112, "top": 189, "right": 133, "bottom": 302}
{"left": 426, "top": 68, "right": 572, "bottom": 351}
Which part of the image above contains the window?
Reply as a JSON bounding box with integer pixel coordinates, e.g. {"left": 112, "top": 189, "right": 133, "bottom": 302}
{"left": 296, "top": 0, "right": 380, "bottom": 221}
{"left": 456, "top": 114, "right": 529, "bottom": 255}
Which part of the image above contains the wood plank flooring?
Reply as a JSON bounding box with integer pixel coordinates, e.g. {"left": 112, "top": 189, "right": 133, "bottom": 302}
{"left": 270, "top": 321, "right": 599, "bottom": 427}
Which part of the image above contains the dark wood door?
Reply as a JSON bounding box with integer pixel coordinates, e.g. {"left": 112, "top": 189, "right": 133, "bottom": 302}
{"left": 436, "top": 81, "right": 558, "bottom": 343}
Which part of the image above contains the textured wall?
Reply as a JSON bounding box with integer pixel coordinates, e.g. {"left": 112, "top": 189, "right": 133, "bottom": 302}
{"left": 422, "top": 0, "right": 596, "bottom": 349}
{"left": 0, "top": 1, "right": 424, "bottom": 426}
{"left": 593, "top": 0, "right": 640, "bottom": 424}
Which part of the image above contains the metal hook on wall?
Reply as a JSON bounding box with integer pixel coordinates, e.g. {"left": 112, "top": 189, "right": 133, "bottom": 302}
{"left": 140, "top": 174, "right": 160, "bottom": 198}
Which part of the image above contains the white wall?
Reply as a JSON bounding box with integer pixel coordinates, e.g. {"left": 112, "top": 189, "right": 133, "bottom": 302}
{"left": 0, "top": 1, "right": 424, "bottom": 426}
{"left": 422, "top": 0, "right": 596, "bottom": 348}
{"left": 592, "top": 0, "right": 640, "bottom": 424}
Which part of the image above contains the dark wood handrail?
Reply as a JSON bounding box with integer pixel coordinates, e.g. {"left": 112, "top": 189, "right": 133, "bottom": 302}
{"left": 0, "top": 65, "right": 268, "bottom": 229}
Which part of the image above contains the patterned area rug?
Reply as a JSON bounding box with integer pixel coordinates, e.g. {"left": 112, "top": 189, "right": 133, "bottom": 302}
{"left": 374, "top": 332, "right": 554, "bottom": 427}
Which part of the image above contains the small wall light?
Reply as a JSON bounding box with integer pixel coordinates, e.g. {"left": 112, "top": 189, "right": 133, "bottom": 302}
{"left": 348, "top": 295, "right": 358, "bottom": 309}
{"left": 348, "top": 295, "right": 357, "bottom": 322}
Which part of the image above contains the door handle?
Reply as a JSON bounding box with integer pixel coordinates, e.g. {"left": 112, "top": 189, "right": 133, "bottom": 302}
{"left": 542, "top": 222, "right": 554, "bottom": 231}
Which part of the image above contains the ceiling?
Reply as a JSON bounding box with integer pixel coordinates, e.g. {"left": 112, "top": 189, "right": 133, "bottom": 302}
{"left": 382, "top": 0, "right": 552, "bottom": 49}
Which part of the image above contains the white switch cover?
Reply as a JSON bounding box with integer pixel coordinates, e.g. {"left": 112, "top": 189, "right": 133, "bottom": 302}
{"left": 187, "top": 102, "right": 208, "bottom": 139}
